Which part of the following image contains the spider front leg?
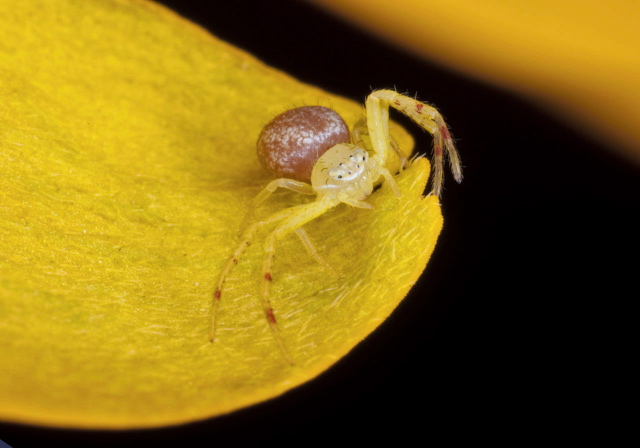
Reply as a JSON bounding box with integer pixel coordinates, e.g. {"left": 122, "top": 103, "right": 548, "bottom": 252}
{"left": 366, "top": 90, "right": 463, "bottom": 197}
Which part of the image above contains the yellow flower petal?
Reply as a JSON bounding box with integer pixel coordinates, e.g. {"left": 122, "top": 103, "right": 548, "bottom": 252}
{"left": 311, "top": 0, "right": 640, "bottom": 161}
{"left": 0, "top": 0, "right": 443, "bottom": 428}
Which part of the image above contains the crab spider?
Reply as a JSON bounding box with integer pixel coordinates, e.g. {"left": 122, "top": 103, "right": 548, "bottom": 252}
{"left": 210, "top": 89, "right": 462, "bottom": 363}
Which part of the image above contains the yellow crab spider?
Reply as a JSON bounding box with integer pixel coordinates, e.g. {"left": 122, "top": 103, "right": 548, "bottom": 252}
{"left": 210, "top": 89, "right": 463, "bottom": 363}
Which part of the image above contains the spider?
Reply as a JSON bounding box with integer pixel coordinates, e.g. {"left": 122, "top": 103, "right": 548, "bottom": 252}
{"left": 210, "top": 89, "right": 463, "bottom": 363}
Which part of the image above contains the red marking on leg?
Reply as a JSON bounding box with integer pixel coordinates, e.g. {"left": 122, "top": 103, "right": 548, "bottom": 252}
{"left": 434, "top": 144, "right": 443, "bottom": 157}
{"left": 266, "top": 308, "right": 277, "bottom": 324}
{"left": 215, "top": 288, "right": 221, "bottom": 299}
{"left": 265, "top": 272, "right": 272, "bottom": 281}
{"left": 416, "top": 103, "right": 424, "bottom": 113}
{"left": 439, "top": 125, "right": 451, "bottom": 140}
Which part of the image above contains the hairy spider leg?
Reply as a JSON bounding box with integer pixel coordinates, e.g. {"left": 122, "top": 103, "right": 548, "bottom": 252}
{"left": 210, "top": 206, "right": 297, "bottom": 343}
{"left": 239, "top": 178, "right": 315, "bottom": 231}
{"left": 253, "top": 178, "right": 315, "bottom": 206}
{"left": 210, "top": 196, "right": 339, "bottom": 362}
{"left": 366, "top": 90, "right": 463, "bottom": 198}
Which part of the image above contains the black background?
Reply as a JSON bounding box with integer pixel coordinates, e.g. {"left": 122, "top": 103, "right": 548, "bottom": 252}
{"left": 2, "top": 0, "right": 637, "bottom": 445}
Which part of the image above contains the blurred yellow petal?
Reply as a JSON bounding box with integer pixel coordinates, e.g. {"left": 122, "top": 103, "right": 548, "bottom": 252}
{"left": 0, "top": 0, "right": 442, "bottom": 428}
{"left": 311, "top": 0, "right": 640, "bottom": 161}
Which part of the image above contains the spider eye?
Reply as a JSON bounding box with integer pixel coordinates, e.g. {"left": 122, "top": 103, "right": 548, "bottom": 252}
{"left": 327, "top": 148, "right": 367, "bottom": 181}
{"left": 329, "top": 165, "right": 348, "bottom": 180}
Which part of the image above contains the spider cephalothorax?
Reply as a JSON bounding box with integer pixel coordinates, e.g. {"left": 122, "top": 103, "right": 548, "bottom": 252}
{"left": 210, "top": 90, "right": 463, "bottom": 363}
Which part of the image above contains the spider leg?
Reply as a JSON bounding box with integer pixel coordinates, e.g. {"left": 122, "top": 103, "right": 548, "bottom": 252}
{"left": 390, "top": 139, "right": 409, "bottom": 171}
{"left": 253, "top": 178, "right": 315, "bottom": 207}
{"left": 210, "top": 204, "right": 311, "bottom": 343}
{"left": 260, "top": 198, "right": 339, "bottom": 363}
{"left": 342, "top": 198, "right": 373, "bottom": 209}
{"left": 240, "top": 178, "right": 315, "bottom": 231}
{"left": 378, "top": 166, "right": 401, "bottom": 197}
{"left": 364, "top": 92, "right": 391, "bottom": 169}
{"left": 367, "top": 90, "right": 463, "bottom": 197}
{"left": 295, "top": 228, "right": 340, "bottom": 277}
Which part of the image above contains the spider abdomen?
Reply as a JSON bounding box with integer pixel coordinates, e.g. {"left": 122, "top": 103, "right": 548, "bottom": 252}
{"left": 257, "top": 106, "right": 350, "bottom": 181}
